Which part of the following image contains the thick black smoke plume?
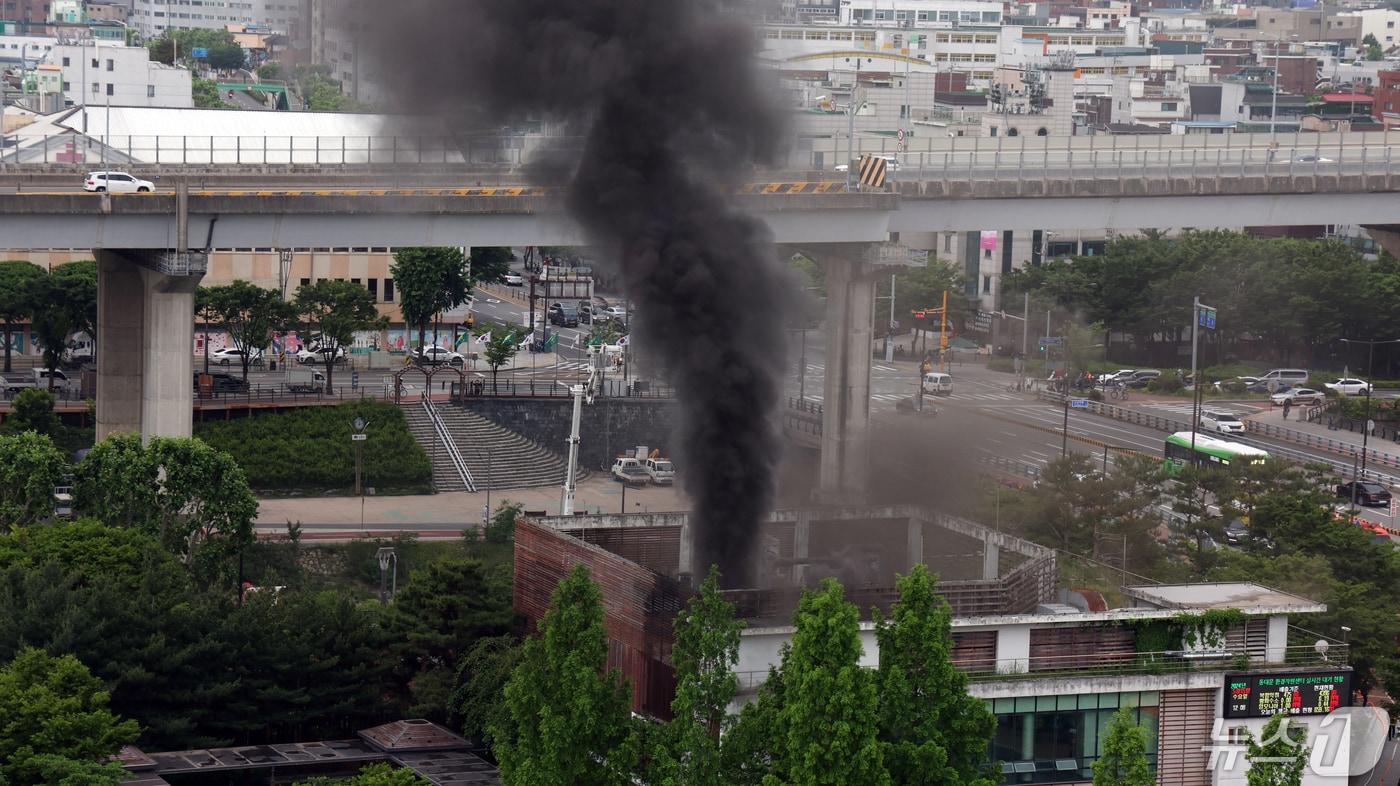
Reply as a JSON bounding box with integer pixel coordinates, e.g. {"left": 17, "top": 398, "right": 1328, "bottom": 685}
{"left": 357, "top": 0, "right": 793, "bottom": 586}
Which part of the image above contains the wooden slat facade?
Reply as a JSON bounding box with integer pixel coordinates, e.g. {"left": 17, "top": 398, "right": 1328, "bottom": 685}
{"left": 1156, "top": 688, "right": 1216, "bottom": 786}
{"left": 1028, "top": 626, "right": 1137, "bottom": 671}
{"left": 568, "top": 526, "right": 682, "bottom": 576}
{"left": 951, "top": 631, "right": 998, "bottom": 671}
{"left": 514, "top": 520, "right": 683, "bottom": 719}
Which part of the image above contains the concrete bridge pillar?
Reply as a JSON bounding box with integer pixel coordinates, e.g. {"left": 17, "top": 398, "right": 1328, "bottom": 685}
{"left": 818, "top": 256, "right": 876, "bottom": 502}
{"left": 814, "top": 243, "right": 916, "bottom": 502}
{"left": 96, "top": 251, "right": 205, "bottom": 443}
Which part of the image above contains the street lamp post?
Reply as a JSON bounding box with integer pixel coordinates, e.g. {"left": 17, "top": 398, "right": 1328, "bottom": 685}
{"left": 375, "top": 547, "right": 397, "bottom": 604}
{"left": 843, "top": 56, "right": 870, "bottom": 190}
{"left": 1339, "top": 337, "right": 1400, "bottom": 504}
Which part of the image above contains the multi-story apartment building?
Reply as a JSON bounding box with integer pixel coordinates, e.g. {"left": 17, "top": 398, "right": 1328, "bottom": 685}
{"left": 129, "top": 0, "right": 308, "bottom": 41}
{"left": 51, "top": 41, "right": 191, "bottom": 109}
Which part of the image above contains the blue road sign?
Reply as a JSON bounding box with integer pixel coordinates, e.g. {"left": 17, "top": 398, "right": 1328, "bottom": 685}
{"left": 1039, "top": 336, "right": 1064, "bottom": 347}
{"left": 1199, "top": 308, "right": 1216, "bottom": 329}
{"left": 1070, "top": 398, "right": 1090, "bottom": 409}
{"left": 191, "top": 47, "right": 209, "bottom": 58}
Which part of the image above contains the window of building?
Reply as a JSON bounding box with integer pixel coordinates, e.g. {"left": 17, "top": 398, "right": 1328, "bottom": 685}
{"left": 989, "top": 691, "right": 1161, "bottom": 783}
{"left": 106, "top": 83, "right": 113, "bottom": 96}
{"left": 367, "top": 278, "right": 378, "bottom": 300}
{"left": 1162, "top": 102, "right": 1177, "bottom": 111}
{"left": 384, "top": 278, "right": 395, "bottom": 302}
{"left": 61, "top": 56, "right": 69, "bottom": 66}
{"left": 105, "top": 58, "right": 113, "bottom": 71}
{"left": 147, "top": 84, "right": 155, "bottom": 97}
{"left": 1008, "top": 128, "right": 1020, "bottom": 136}
{"left": 350, "top": 277, "right": 361, "bottom": 285}
{"left": 804, "top": 30, "right": 826, "bottom": 40}
{"left": 90, "top": 82, "right": 99, "bottom": 94}
{"left": 62, "top": 81, "right": 70, "bottom": 91}
{"left": 780, "top": 29, "right": 803, "bottom": 39}
{"left": 299, "top": 277, "right": 311, "bottom": 289}
{"left": 983, "top": 274, "right": 992, "bottom": 293}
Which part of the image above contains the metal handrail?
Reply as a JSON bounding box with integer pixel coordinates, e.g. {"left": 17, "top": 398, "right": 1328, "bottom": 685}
{"left": 732, "top": 643, "right": 1347, "bottom": 690}
{"left": 422, "top": 394, "right": 476, "bottom": 492}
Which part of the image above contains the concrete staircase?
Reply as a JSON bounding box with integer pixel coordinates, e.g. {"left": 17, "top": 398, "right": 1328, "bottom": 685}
{"left": 402, "top": 403, "right": 583, "bottom": 490}
{"left": 402, "top": 404, "right": 470, "bottom": 492}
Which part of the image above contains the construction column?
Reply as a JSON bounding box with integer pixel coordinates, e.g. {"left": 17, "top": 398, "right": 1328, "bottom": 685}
{"left": 818, "top": 253, "right": 876, "bottom": 501}
{"left": 96, "top": 250, "right": 205, "bottom": 442}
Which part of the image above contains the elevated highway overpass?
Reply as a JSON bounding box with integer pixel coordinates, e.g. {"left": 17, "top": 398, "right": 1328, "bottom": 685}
{"left": 10, "top": 130, "right": 1400, "bottom": 499}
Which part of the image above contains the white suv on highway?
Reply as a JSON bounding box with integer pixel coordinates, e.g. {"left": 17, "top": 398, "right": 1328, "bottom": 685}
{"left": 83, "top": 171, "right": 155, "bottom": 193}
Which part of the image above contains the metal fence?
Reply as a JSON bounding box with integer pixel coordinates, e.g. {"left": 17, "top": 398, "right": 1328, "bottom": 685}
{"left": 734, "top": 642, "right": 1345, "bottom": 693}
{"left": 453, "top": 377, "right": 676, "bottom": 400}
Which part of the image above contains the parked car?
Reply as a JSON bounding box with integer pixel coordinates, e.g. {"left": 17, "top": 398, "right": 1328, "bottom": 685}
{"left": 296, "top": 345, "right": 347, "bottom": 364}
{"left": 599, "top": 305, "right": 627, "bottom": 322}
{"left": 611, "top": 457, "right": 650, "bottom": 486}
{"left": 503, "top": 273, "right": 524, "bottom": 286}
{"left": 1123, "top": 369, "right": 1161, "bottom": 389}
{"left": 1224, "top": 519, "right": 1250, "bottom": 546}
{"left": 1215, "top": 375, "right": 1260, "bottom": 392}
{"left": 1270, "top": 387, "right": 1324, "bottom": 406}
{"left": 210, "top": 347, "right": 263, "bottom": 366}
{"left": 83, "top": 171, "right": 155, "bottom": 193}
{"left": 193, "top": 371, "right": 249, "bottom": 393}
{"left": 1257, "top": 369, "right": 1310, "bottom": 389}
{"left": 921, "top": 372, "right": 953, "bottom": 395}
{"left": 1097, "top": 370, "right": 1137, "bottom": 386}
{"left": 3, "top": 368, "right": 75, "bottom": 393}
{"left": 643, "top": 458, "right": 675, "bottom": 485}
{"left": 549, "top": 304, "right": 580, "bottom": 327}
{"left": 1199, "top": 409, "right": 1246, "bottom": 434}
{"left": 410, "top": 346, "right": 465, "bottom": 367}
{"left": 1337, "top": 481, "right": 1393, "bottom": 507}
{"left": 1324, "top": 378, "right": 1372, "bottom": 396}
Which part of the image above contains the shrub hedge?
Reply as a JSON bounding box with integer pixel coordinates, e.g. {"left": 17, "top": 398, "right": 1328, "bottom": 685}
{"left": 197, "top": 401, "right": 431, "bottom": 493}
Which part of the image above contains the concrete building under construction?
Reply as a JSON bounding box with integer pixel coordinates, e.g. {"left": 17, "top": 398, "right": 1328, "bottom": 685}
{"left": 514, "top": 504, "right": 1354, "bottom": 786}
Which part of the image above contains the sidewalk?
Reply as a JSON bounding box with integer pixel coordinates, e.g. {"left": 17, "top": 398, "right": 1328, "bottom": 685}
{"left": 1247, "top": 405, "right": 1400, "bottom": 460}
{"left": 255, "top": 476, "right": 690, "bottom": 530}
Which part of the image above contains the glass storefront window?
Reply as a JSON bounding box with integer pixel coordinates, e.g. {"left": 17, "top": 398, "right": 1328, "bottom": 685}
{"left": 990, "top": 691, "right": 1159, "bottom": 784}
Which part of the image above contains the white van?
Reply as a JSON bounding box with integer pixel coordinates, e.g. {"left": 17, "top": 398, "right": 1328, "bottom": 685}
{"left": 1258, "top": 369, "right": 1309, "bottom": 389}
{"left": 921, "top": 372, "right": 953, "bottom": 395}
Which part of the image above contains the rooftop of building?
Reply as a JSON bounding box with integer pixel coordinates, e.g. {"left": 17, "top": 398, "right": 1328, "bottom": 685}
{"left": 1123, "top": 582, "right": 1328, "bottom": 614}
{"left": 117, "top": 720, "right": 499, "bottom": 786}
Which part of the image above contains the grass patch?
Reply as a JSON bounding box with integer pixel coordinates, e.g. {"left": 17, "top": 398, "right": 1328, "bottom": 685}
{"left": 197, "top": 401, "right": 431, "bottom": 494}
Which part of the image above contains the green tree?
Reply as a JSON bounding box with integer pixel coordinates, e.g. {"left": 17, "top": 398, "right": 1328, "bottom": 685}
{"left": 293, "top": 279, "right": 386, "bottom": 393}
{"left": 191, "top": 77, "right": 223, "bottom": 108}
{"left": 256, "top": 62, "right": 283, "bottom": 80}
{"left": 781, "top": 579, "right": 889, "bottom": 786}
{"left": 654, "top": 566, "right": 743, "bottom": 786}
{"left": 391, "top": 247, "right": 471, "bottom": 352}
{"left": 494, "top": 563, "right": 637, "bottom": 785}
{"left": 1, "top": 388, "right": 60, "bottom": 440}
{"left": 722, "top": 659, "right": 787, "bottom": 785}
{"left": 75, "top": 435, "right": 257, "bottom": 556}
{"left": 0, "top": 261, "right": 43, "bottom": 373}
{"left": 148, "top": 29, "right": 243, "bottom": 69}
{"left": 50, "top": 262, "right": 96, "bottom": 352}
{"left": 1245, "top": 714, "right": 1307, "bottom": 786}
{"left": 482, "top": 329, "right": 522, "bottom": 392}
{"left": 292, "top": 762, "right": 429, "bottom": 786}
{"left": 448, "top": 635, "right": 521, "bottom": 753}
{"left": 0, "top": 431, "right": 67, "bottom": 528}
{"left": 893, "top": 259, "right": 970, "bottom": 333}
{"left": 874, "top": 565, "right": 995, "bottom": 786}
{"left": 390, "top": 558, "right": 515, "bottom": 720}
{"left": 203, "top": 280, "right": 293, "bottom": 382}
{"left": 1364, "top": 33, "right": 1384, "bottom": 60}
{"left": 0, "top": 648, "right": 138, "bottom": 786}
{"left": 468, "top": 247, "right": 513, "bottom": 285}
{"left": 483, "top": 500, "right": 523, "bottom": 543}
{"left": 1092, "top": 706, "right": 1153, "bottom": 786}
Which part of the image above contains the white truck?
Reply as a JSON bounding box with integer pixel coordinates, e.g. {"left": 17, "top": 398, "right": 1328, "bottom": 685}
{"left": 3, "top": 368, "right": 76, "bottom": 393}
{"left": 285, "top": 368, "right": 327, "bottom": 393}
{"left": 643, "top": 458, "right": 674, "bottom": 485}
{"left": 611, "top": 457, "right": 650, "bottom": 486}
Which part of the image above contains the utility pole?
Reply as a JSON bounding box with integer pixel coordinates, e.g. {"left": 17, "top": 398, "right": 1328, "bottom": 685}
{"left": 1189, "top": 296, "right": 1216, "bottom": 459}
{"left": 938, "top": 289, "right": 948, "bottom": 371}
{"left": 1061, "top": 324, "right": 1071, "bottom": 457}
{"left": 844, "top": 55, "right": 868, "bottom": 189}
{"left": 881, "top": 273, "right": 896, "bottom": 362}
{"left": 1269, "top": 37, "right": 1280, "bottom": 137}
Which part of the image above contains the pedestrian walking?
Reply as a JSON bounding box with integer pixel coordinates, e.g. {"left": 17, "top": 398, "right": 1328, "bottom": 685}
{"left": 1282, "top": 399, "right": 1292, "bottom": 421}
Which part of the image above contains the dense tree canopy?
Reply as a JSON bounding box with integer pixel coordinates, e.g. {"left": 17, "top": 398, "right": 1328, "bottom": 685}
{"left": 201, "top": 281, "right": 294, "bottom": 381}
{"left": 293, "top": 279, "right": 386, "bottom": 392}
{"left": 0, "top": 261, "right": 44, "bottom": 373}
{"left": 1006, "top": 231, "right": 1399, "bottom": 370}
{"left": 390, "top": 248, "right": 471, "bottom": 351}
{"left": 0, "top": 648, "right": 138, "bottom": 786}
{"left": 1092, "top": 707, "right": 1153, "bottom": 786}
{"left": 0, "top": 432, "right": 67, "bottom": 529}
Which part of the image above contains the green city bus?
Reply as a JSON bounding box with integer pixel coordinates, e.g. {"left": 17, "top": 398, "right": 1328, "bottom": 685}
{"left": 1164, "top": 431, "right": 1270, "bottom": 473}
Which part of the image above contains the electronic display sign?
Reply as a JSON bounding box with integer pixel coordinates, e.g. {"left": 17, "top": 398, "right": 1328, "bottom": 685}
{"left": 1223, "top": 671, "right": 1352, "bottom": 719}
